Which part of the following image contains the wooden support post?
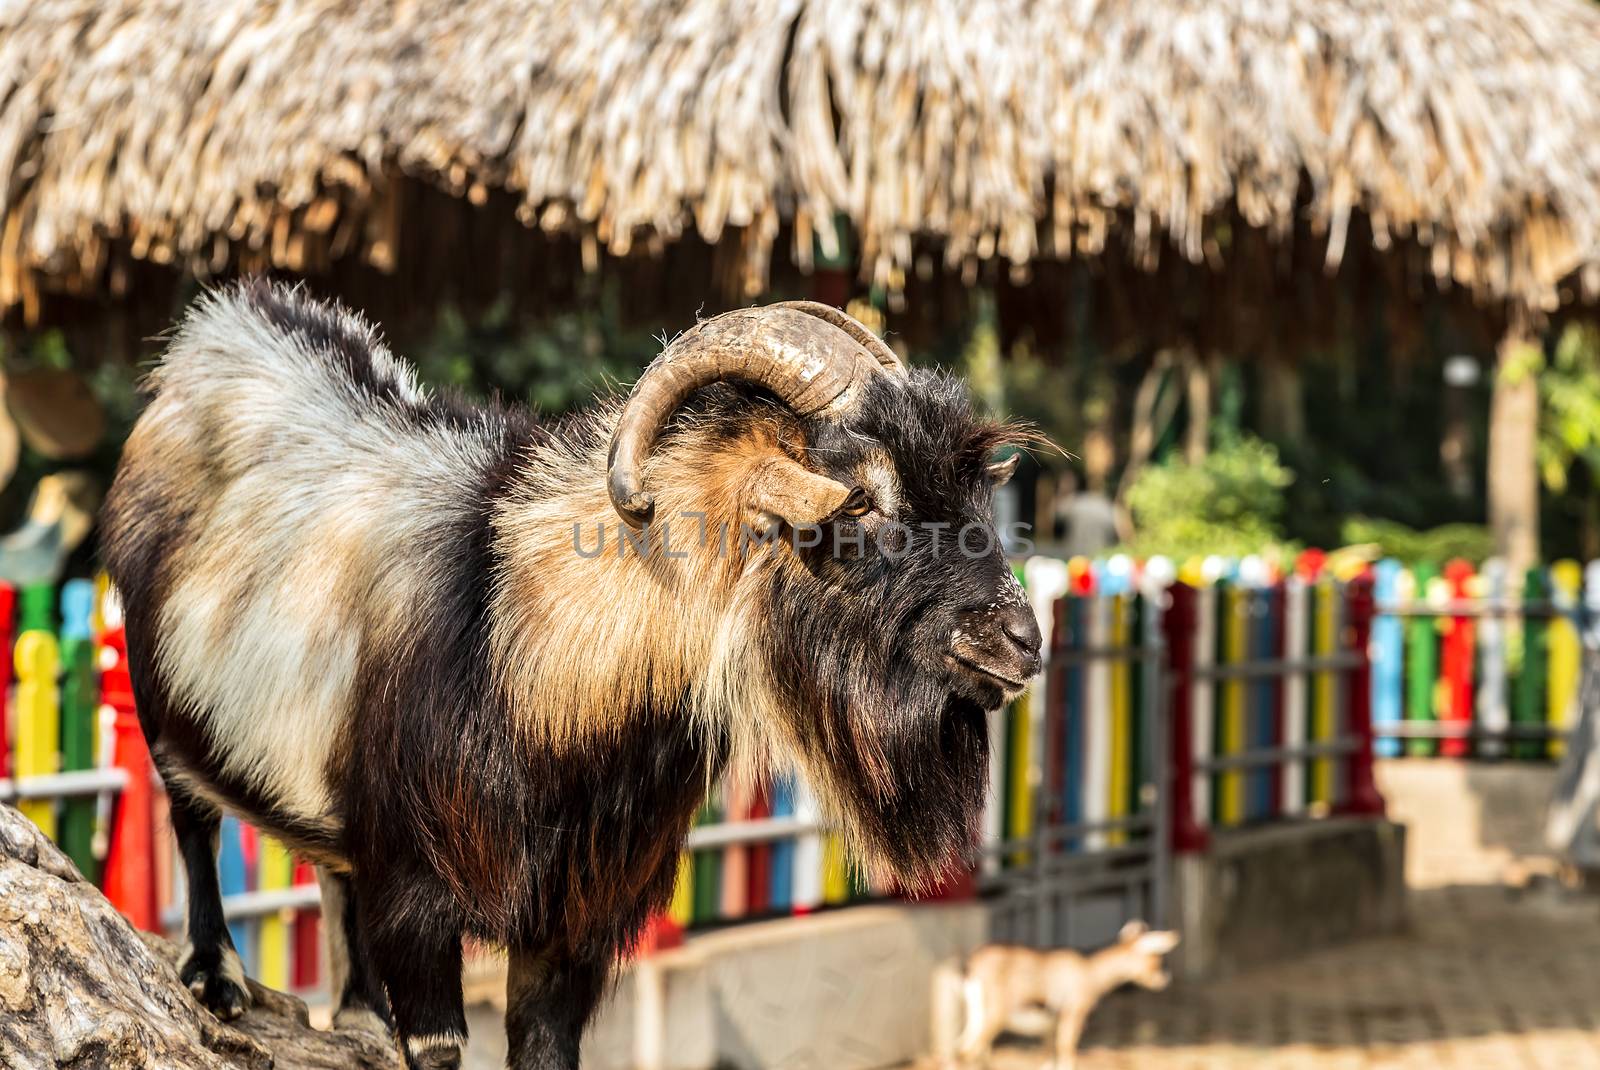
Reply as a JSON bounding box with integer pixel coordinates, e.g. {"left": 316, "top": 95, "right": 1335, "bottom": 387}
{"left": 101, "top": 625, "right": 157, "bottom": 931}
{"left": 1370, "top": 562, "right": 1403, "bottom": 759}
{"left": 59, "top": 580, "right": 98, "bottom": 879}
{"left": 291, "top": 860, "right": 321, "bottom": 990}
{"left": 1440, "top": 560, "right": 1476, "bottom": 758}
{"left": 1184, "top": 356, "right": 1212, "bottom": 465}
{"left": 1404, "top": 562, "right": 1439, "bottom": 757}
{"left": 0, "top": 583, "right": 14, "bottom": 780}
{"left": 1488, "top": 327, "right": 1541, "bottom": 573}
{"left": 1514, "top": 567, "right": 1549, "bottom": 760}
{"left": 1259, "top": 359, "right": 1305, "bottom": 448}
{"left": 1549, "top": 560, "right": 1583, "bottom": 759}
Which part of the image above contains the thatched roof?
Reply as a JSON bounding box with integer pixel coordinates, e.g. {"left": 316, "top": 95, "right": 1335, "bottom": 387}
{"left": 4, "top": 0, "right": 1600, "bottom": 325}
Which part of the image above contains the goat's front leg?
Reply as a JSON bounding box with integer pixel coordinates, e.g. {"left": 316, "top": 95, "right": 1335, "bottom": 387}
{"left": 1050, "top": 1008, "right": 1088, "bottom": 1070}
{"left": 504, "top": 948, "right": 610, "bottom": 1070}
{"left": 167, "top": 786, "right": 251, "bottom": 1021}
{"left": 359, "top": 884, "right": 467, "bottom": 1070}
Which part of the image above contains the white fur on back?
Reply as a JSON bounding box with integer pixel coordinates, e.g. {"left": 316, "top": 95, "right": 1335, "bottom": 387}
{"left": 143, "top": 287, "right": 498, "bottom": 824}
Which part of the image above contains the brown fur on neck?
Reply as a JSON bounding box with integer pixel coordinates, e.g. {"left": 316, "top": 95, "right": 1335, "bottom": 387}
{"left": 487, "top": 406, "right": 811, "bottom": 777}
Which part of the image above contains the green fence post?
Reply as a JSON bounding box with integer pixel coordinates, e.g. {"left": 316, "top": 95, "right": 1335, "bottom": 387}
{"left": 1513, "top": 568, "right": 1548, "bottom": 760}
{"left": 1405, "top": 563, "right": 1439, "bottom": 757}
{"left": 59, "top": 580, "right": 98, "bottom": 879}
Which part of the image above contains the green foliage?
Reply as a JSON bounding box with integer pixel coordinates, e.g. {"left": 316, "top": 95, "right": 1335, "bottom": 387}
{"left": 1122, "top": 433, "right": 1294, "bottom": 558}
{"left": 409, "top": 287, "right": 661, "bottom": 415}
{"left": 1338, "top": 517, "right": 1495, "bottom": 563}
{"left": 1539, "top": 323, "right": 1600, "bottom": 495}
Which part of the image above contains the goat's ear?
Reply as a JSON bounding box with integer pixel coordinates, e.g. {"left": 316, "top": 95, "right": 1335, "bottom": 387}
{"left": 986, "top": 452, "right": 1020, "bottom": 486}
{"left": 1118, "top": 919, "right": 1150, "bottom": 942}
{"left": 745, "top": 454, "right": 853, "bottom": 532}
{"left": 1134, "top": 930, "right": 1179, "bottom": 956}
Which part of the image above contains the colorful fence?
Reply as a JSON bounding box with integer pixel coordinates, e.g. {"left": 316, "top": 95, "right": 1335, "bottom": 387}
{"left": 661, "top": 777, "right": 879, "bottom": 935}
{"left": 664, "top": 554, "right": 1174, "bottom": 947}
{"left": 658, "top": 553, "right": 1593, "bottom": 951}
{"left": 0, "top": 576, "right": 149, "bottom": 905}
{"left": 1370, "top": 558, "right": 1595, "bottom": 759}
{"left": 3, "top": 552, "right": 1391, "bottom": 989}
{"left": 1162, "top": 554, "right": 1383, "bottom": 851}
{"left": 0, "top": 575, "right": 330, "bottom": 994}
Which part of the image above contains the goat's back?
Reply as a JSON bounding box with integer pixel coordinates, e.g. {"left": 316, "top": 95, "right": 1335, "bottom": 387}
{"left": 963, "top": 945, "right": 1046, "bottom": 1016}
{"left": 101, "top": 280, "right": 524, "bottom": 827}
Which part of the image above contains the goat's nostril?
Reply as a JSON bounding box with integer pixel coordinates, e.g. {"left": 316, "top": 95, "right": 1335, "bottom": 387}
{"left": 998, "top": 604, "right": 1042, "bottom": 654}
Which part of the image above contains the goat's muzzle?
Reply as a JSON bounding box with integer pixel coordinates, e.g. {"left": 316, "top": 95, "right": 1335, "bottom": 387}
{"left": 948, "top": 603, "right": 1042, "bottom": 696}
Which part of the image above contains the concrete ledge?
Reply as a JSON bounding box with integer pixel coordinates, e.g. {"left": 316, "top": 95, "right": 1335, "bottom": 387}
{"left": 1376, "top": 758, "right": 1557, "bottom": 887}
{"left": 583, "top": 903, "right": 989, "bottom": 1070}
{"left": 1173, "top": 817, "right": 1407, "bottom": 979}
{"left": 466, "top": 822, "right": 1407, "bottom": 1067}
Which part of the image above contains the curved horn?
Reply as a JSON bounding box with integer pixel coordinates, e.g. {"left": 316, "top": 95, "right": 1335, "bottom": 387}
{"left": 607, "top": 306, "right": 886, "bottom": 528}
{"left": 769, "top": 301, "right": 905, "bottom": 375}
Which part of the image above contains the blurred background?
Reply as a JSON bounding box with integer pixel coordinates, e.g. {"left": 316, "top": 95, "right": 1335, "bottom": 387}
{"left": 3, "top": 1, "right": 1600, "bottom": 1068}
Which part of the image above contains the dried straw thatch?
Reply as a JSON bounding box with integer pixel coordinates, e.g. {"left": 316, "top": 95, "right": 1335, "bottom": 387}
{"left": 3, "top": 0, "right": 1600, "bottom": 325}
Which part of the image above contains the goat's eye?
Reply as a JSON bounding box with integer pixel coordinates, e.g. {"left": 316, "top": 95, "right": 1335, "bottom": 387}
{"left": 838, "top": 487, "right": 873, "bottom": 518}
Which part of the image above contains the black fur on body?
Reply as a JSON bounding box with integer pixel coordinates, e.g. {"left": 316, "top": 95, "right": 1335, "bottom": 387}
{"left": 100, "top": 281, "right": 1040, "bottom": 1069}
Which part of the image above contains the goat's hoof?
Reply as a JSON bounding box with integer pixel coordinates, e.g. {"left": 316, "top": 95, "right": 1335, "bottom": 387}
{"left": 403, "top": 1036, "right": 464, "bottom": 1070}
{"left": 179, "top": 945, "right": 252, "bottom": 1021}
{"left": 407, "top": 1052, "right": 461, "bottom": 1070}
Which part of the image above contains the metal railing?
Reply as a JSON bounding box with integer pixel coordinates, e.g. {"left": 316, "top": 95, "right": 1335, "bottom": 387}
{"left": 980, "top": 567, "right": 1170, "bottom": 950}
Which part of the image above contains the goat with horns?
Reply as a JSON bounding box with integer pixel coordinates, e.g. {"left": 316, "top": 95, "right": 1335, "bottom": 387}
{"left": 102, "top": 281, "right": 1043, "bottom": 1069}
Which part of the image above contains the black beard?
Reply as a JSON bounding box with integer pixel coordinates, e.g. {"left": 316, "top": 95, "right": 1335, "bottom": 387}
{"left": 774, "top": 644, "right": 993, "bottom": 891}
{"left": 839, "top": 690, "right": 991, "bottom": 890}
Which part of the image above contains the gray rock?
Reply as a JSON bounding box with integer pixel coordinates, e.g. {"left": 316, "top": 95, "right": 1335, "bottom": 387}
{"left": 0, "top": 803, "right": 400, "bottom": 1070}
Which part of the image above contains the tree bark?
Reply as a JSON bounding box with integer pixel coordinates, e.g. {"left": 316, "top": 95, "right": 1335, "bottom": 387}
{"left": 1259, "top": 359, "right": 1305, "bottom": 448}
{"left": 1033, "top": 469, "right": 1057, "bottom": 543}
{"left": 1184, "top": 354, "right": 1212, "bottom": 465}
{"left": 1118, "top": 348, "right": 1181, "bottom": 502}
{"left": 1082, "top": 380, "right": 1116, "bottom": 494}
{"left": 0, "top": 804, "right": 399, "bottom": 1070}
{"left": 1487, "top": 329, "right": 1541, "bottom": 573}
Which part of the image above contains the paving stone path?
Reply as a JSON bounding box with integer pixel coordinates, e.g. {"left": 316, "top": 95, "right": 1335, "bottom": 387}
{"left": 459, "top": 763, "right": 1594, "bottom": 1068}
{"left": 972, "top": 883, "right": 1600, "bottom": 1070}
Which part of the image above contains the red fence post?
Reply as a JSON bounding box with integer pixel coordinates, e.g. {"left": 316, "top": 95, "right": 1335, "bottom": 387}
{"left": 1341, "top": 575, "right": 1386, "bottom": 817}
{"left": 100, "top": 624, "right": 158, "bottom": 930}
{"left": 0, "top": 582, "right": 15, "bottom": 779}
{"left": 1440, "top": 559, "right": 1475, "bottom": 758}
{"left": 1162, "top": 582, "right": 1209, "bottom": 852}
{"left": 632, "top": 914, "right": 685, "bottom": 957}
{"left": 291, "top": 860, "right": 321, "bottom": 990}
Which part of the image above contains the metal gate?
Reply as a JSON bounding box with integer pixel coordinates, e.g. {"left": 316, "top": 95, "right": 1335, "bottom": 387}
{"left": 979, "top": 568, "right": 1170, "bottom": 949}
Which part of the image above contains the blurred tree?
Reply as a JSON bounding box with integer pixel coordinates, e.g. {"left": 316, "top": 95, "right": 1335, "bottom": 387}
{"left": 1120, "top": 432, "right": 1294, "bottom": 559}
{"left": 1538, "top": 322, "right": 1600, "bottom": 557}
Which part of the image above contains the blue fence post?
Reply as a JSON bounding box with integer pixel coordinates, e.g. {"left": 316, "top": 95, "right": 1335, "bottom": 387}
{"left": 1372, "top": 560, "right": 1403, "bottom": 758}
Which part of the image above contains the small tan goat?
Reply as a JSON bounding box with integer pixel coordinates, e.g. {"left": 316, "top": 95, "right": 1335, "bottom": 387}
{"left": 933, "top": 920, "right": 1179, "bottom": 1069}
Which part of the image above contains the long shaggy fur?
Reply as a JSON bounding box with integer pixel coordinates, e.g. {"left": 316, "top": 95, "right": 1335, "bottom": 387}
{"left": 102, "top": 280, "right": 1036, "bottom": 1063}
